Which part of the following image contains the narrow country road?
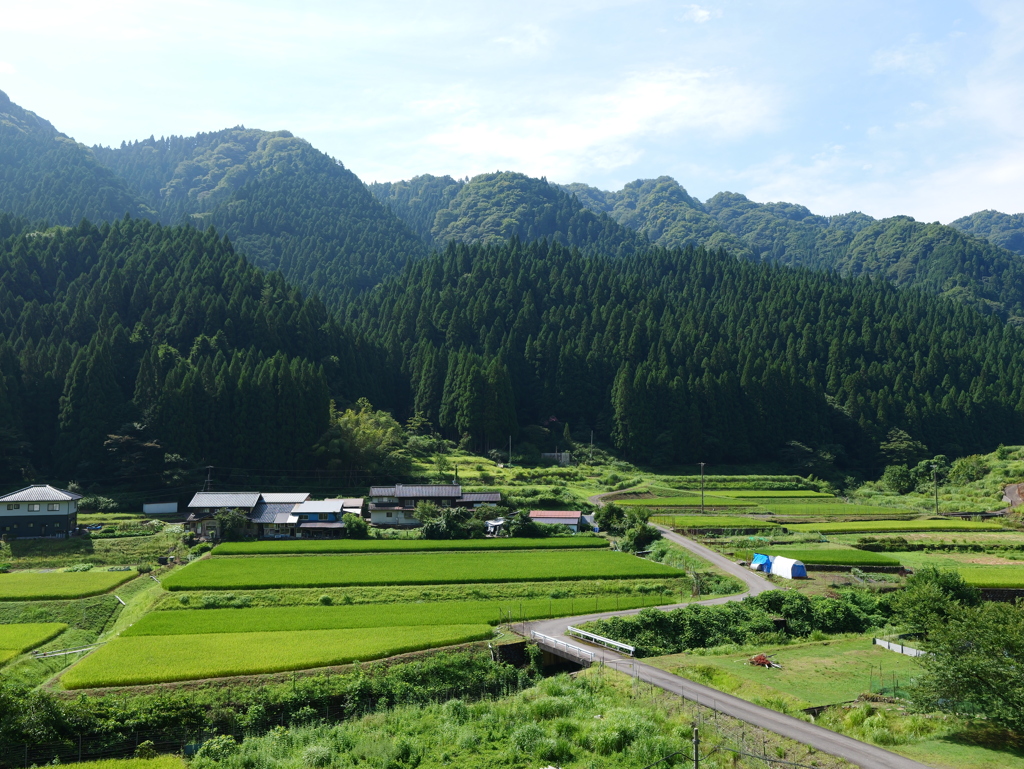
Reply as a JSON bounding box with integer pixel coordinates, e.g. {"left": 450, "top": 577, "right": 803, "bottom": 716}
{"left": 518, "top": 525, "right": 932, "bottom": 768}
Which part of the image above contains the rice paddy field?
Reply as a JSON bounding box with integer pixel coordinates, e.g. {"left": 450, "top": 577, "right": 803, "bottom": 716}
{"left": 616, "top": 496, "right": 757, "bottom": 507}
{"left": 764, "top": 504, "right": 923, "bottom": 517}
{"left": 62, "top": 624, "right": 494, "bottom": 688}
{"left": 787, "top": 520, "right": 1008, "bottom": 534}
{"left": 740, "top": 546, "right": 901, "bottom": 567}
{"left": 214, "top": 536, "right": 608, "bottom": 555}
{"left": 0, "top": 622, "right": 67, "bottom": 662}
{"left": 0, "top": 570, "right": 137, "bottom": 600}
{"left": 649, "top": 515, "right": 780, "bottom": 530}
{"left": 162, "top": 550, "right": 680, "bottom": 591}
{"left": 713, "top": 490, "right": 834, "bottom": 498}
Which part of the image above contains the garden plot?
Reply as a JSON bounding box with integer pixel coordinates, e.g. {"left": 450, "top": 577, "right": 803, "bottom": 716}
{"left": 162, "top": 550, "right": 680, "bottom": 591}
{"left": 787, "top": 520, "right": 1006, "bottom": 534}
{"left": 62, "top": 625, "right": 493, "bottom": 688}
{"left": 0, "top": 570, "right": 136, "bottom": 600}
{"left": 215, "top": 537, "right": 608, "bottom": 556}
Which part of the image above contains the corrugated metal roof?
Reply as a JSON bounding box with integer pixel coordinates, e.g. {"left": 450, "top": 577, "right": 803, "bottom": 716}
{"left": 0, "top": 485, "right": 83, "bottom": 502}
{"left": 294, "top": 500, "right": 345, "bottom": 514}
{"left": 460, "top": 492, "right": 502, "bottom": 502}
{"left": 250, "top": 502, "right": 299, "bottom": 524}
{"left": 298, "top": 521, "right": 345, "bottom": 529}
{"left": 189, "top": 492, "right": 261, "bottom": 509}
{"left": 529, "top": 510, "right": 582, "bottom": 519}
{"left": 395, "top": 484, "right": 462, "bottom": 497}
{"left": 274, "top": 511, "right": 300, "bottom": 524}
{"left": 341, "top": 498, "right": 364, "bottom": 508}
{"left": 369, "top": 486, "right": 396, "bottom": 496}
{"left": 260, "top": 493, "right": 310, "bottom": 504}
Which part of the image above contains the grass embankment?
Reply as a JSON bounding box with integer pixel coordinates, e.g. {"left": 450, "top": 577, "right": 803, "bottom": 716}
{"left": 62, "top": 625, "right": 494, "bottom": 688}
{"left": 163, "top": 551, "right": 680, "bottom": 591}
{"left": 650, "top": 515, "right": 779, "bottom": 530}
{"left": 0, "top": 530, "right": 183, "bottom": 569}
{"left": 0, "top": 570, "right": 137, "bottom": 600}
{"left": 214, "top": 537, "right": 608, "bottom": 555}
{"left": 788, "top": 520, "right": 1007, "bottom": 534}
{"left": 0, "top": 623, "right": 68, "bottom": 664}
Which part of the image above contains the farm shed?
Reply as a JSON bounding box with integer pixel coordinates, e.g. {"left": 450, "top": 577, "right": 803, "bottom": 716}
{"left": 770, "top": 556, "right": 808, "bottom": 579}
{"left": 529, "top": 510, "right": 584, "bottom": 532}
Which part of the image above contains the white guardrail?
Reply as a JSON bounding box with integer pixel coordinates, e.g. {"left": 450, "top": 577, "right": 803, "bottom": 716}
{"left": 872, "top": 638, "right": 928, "bottom": 657}
{"left": 566, "top": 626, "right": 636, "bottom": 656}
{"left": 530, "top": 631, "right": 595, "bottom": 663}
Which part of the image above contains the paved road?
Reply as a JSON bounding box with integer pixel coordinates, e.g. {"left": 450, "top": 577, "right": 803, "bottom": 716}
{"left": 520, "top": 526, "right": 932, "bottom": 768}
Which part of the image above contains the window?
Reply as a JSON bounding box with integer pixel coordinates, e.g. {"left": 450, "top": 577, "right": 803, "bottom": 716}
{"left": 318, "top": 514, "right": 328, "bottom": 521}
{"left": 298, "top": 514, "right": 309, "bottom": 520}
{"left": 28, "top": 504, "right": 40, "bottom": 512}
{"left": 386, "top": 511, "right": 393, "bottom": 518}
{"left": 6, "top": 504, "right": 18, "bottom": 510}
{"left": 48, "top": 504, "right": 60, "bottom": 511}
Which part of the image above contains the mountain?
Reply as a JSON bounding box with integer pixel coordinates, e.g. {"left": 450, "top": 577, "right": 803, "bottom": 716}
{"left": 951, "top": 210, "right": 1024, "bottom": 256}
{"left": 349, "top": 238, "right": 1024, "bottom": 469}
{"left": 0, "top": 89, "right": 153, "bottom": 225}
{"left": 563, "top": 177, "right": 1024, "bottom": 319}
{"left": 371, "top": 171, "right": 647, "bottom": 255}
{"left": 92, "top": 128, "right": 428, "bottom": 301}
{"left": 0, "top": 217, "right": 401, "bottom": 484}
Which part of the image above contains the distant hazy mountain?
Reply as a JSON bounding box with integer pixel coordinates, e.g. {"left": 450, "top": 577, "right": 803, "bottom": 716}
{"left": 951, "top": 210, "right": 1024, "bottom": 256}
{"left": 370, "top": 171, "right": 647, "bottom": 255}
{"left": 0, "top": 89, "right": 153, "bottom": 224}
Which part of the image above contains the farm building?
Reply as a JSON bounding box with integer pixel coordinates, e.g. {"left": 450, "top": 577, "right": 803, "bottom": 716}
{"left": 186, "top": 492, "right": 364, "bottom": 539}
{"left": 368, "top": 485, "right": 501, "bottom": 528}
{"left": 529, "top": 510, "right": 584, "bottom": 532}
{"left": 749, "top": 553, "right": 808, "bottom": 579}
{"left": 0, "top": 484, "right": 82, "bottom": 539}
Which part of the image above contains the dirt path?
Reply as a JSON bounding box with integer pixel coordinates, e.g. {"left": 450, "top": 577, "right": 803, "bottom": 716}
{"left": 1003, "top": 483, "right": 1024, "bottom": 509}
{"left": 586, "top": 486, "right": 646, "bottom": 506}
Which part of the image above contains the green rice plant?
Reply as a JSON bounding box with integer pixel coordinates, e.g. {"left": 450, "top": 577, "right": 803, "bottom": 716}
{"left": 743, "top": 547, "right": 900, "bottom": 566}
{"left": 62, "top": 759, "right": 185, "bottom": 769}
{"left": 162, "top": 551, "right": 680, "bottom": 591}
{"left": 765, "top": 504, "right": 921, "bottom": 516}
{"left": 616, "top": 496, "right": 757, "bottom": 507}
{"left": 124, "top": 592, "right": 683, "bottom": 638}
{"left": 788, "top": 520, "right": 1006, "bottom": 534}
{"left": 0, "top": 649, "right": 19, "bottom": 665}
{"left": 0, "top": 570, "right": 136, "bottom": 600}
{"left": 713, "top": 490, "right": 834, "bottom": 498}
{"left": 648, "top": 515, "right": 780, "bottom": 530}
{"left": 0, "top": 622, "right": 69, "bottom": 652}
{"left": 214, "top": 537, "right": 608, "bottom": 556}
{"left": 956, "top": 566, "right": 1024, "bottom": 588}
{"left": 62, "top": 624, "right": 495, "bottom": 688}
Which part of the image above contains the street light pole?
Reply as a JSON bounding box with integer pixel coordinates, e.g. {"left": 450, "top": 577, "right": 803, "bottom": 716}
{"left": 699, "top": 462, "right": 706, "bottom": 514}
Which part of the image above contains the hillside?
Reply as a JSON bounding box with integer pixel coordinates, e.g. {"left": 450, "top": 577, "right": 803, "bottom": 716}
{"left": 951, "top": 209, "right": 1024, "bottom": 256}
{"left": 348, "top": 238, "right": 1024, "bottom": 469}
{"left": 92, "top": 128, "right": 428, "bottom": 300}
{"left": 0, "top": 217, "right": 401, "bottom": 484}
{"left": 372, "top": 171, "right": 647, "bottom": 255}
{"left": 0, "top": 90, "right": 153, "bottom": 225}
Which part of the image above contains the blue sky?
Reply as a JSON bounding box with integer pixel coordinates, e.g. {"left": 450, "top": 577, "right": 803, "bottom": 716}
{"left": 1, "top": 1, "right": 1022, "bottom": 222}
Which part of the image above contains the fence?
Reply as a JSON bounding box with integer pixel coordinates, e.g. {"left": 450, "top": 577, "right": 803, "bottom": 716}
{"left": 565, "top": 626, "right": 636, "bottom": 656}
{"left": 872, "top": 637, "right": 927, "bottom": 657}
{"left": 529, "top": 630, "right": 595, "bottom": 663}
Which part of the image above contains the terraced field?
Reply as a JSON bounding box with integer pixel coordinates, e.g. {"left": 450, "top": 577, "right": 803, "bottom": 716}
{"left": 765, "top": 504, "right": 922, "bottom": 516}
{"left": 162, "top": 550, "right": 680, "bottom": 591}
{"left": 215, "top": 537, "right": 608, "bottom": 555}
{"left": 616, "top": 496, "right": 757, "bottom": 507}
{"left": 787, "top": 520, "right": 1007, "bottom": 534}
{"left": 742, "top": 546, "right": 901, "bottom": 567}
{"left": 649, "top": 515, "right": 780, "bottom": 530}
{"left": 0, "top": 570, "right": 136, "bottom": 600}
{"left": 0, "top": 622, "right": 67, "bottom": 663}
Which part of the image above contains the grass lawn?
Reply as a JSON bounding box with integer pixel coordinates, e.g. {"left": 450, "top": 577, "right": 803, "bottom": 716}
{"left": 126, "top": 593, "right": 682, "bottom": 637}
{"left": 649, "top": 515, "right": 780, "bottom": 529}
{"left": 163, "top": 550, "right": 680, "bottom": 591}
{"left": 740, "top": 545, "right": 901, "bottom": 567}
{"left": 214, "top": 537, "right": 608, "bottom": 555}
{"left": 62, "top": 624, "right": 494, "bottom": 687}
{"left": 616, "top": 496, "right": 757, "bottom": 507}
{"left": 788, "top": 520, "right": 1007, "bottom": 534}
{"left": 0, "top": 570, "right": 136, "bottom": 600}
{"left": 647, "top": 636, "right": 922, "bottom": 707}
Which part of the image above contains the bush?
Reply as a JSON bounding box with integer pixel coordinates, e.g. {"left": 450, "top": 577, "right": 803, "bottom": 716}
{"left": 343, "top": 512, "right": 368, "bottom": 538}
{"left": 136, "top": 564, "right": 153, "bottom": 574}
{"left": 318, "top": 594, "right": 333, "bottom": 605}
{"left": 63, "top": 563, "right": 94, "bottom": 572}
{"left": 881, "top": 465, "right": 914, "bottom": 495}
{"left": 948, "top": 455, "right": 989, "bottom": 486}
{"left": 196, "top": 734, "right": 238, "bottom": 761}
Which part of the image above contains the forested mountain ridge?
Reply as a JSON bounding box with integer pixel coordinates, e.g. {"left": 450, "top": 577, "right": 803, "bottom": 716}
{"left": 91, "top": 128, "right": 428, "bottom": 300}
{"left": 370, "top": 171, "right": 647, "bottom": 256}
{"left": 0, "top": 89, "right": 154, "bottom": 225}
{"left": 0, "top": 217, "right": 403, "bottom": 484}
{"left": 951, "top": 209, "right": 1024, "bottom": 256}
{"left": 348, "top": 238, "right": 1024, "bottom": 470}
{"left": 561, "top": 176, "right": 1024, "bottom": 318}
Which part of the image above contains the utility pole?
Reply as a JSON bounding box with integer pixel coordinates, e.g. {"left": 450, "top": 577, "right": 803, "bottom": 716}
{"left": 692, "top": 726, "right": 699, "bottom": 769}
{"left": 699, "top": 462, "right": 706, "bottom": 514}
{"left": 203, "top": 466, "right": 214, "bottom": 492}
{"left": 508, "top": 435, "right": 512, "bottom": 468}
{"left": 931, "top": 463, "right": 939, "bottom": 516}
{"left": 590, "top": 430, "right": 594, "bottom": 465}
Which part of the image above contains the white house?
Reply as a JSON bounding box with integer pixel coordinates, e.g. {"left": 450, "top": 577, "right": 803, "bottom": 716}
{"left": 0, "top": 484, "right": 82, "bottom": 539}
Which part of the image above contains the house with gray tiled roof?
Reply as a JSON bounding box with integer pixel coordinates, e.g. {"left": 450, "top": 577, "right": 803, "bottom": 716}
{"left": 367, "top": 484, "right": 502, "bottom": 527}
{"left": 185, "top": 491, "right": 363, "bottom": 539}
{"left": 0, "top": 484, "right": 82, "bottom": 539}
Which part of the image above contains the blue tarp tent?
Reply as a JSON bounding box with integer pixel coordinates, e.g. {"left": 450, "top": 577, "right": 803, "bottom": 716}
{"left": 750, "top": 553, "right": 772, "bottom": 572}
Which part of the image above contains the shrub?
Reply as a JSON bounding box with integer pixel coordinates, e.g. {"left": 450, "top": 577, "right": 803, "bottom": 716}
{"left": 136, "top": 564, "right": 153, "bottom": 574}
{"left": 302, "top": 745, "right": 332, "bottom": 768}
{"left": 881, "top": 465, "right": 914, "bottom": 495}
{"left": 196, "top": 734, "right": 238, "bottom": 761}
{"left": 63, "top": 563, "right": 94, "bottom": 572}
{"left": 318, "top": 594, "right": 333, "bottom": 605}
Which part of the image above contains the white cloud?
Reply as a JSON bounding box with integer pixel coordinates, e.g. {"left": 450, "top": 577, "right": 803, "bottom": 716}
{"left": 680, "top": 5, "right": 718, "bottom": 24}
{"left": 493, "top": 24, "right": 552, "bottom": 56}
{"left": 0, "top": 61, "right": 15, "bottom": 74}
{"left": 871, "top": 36, "right": 946, "bottom": 76}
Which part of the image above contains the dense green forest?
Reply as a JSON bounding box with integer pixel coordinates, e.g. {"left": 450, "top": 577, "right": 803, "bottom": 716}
{"left": 348, "top": 238, "right": 1024, "bottom": 470}
{"left": 0, "top": 217, "right": 402, "bottom": 485}
{"left": 951, "top": 209, "right": 1024, "bottom": 256}
{"left": 91, "top": 128, "right": 427, "bottom": 300}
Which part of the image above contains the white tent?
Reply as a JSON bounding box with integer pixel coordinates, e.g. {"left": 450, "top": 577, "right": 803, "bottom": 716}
{"left": 769, "top": 556, "right": 808, "bottom": 579}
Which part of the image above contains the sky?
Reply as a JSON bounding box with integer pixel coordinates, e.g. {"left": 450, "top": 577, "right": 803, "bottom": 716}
{"left": 1, "top": 0, "right": 1022, "bottom": 223}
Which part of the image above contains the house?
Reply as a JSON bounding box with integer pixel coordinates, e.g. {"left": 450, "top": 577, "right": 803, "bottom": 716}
{"left": 485, "top": 517, "right": 507, "bottom": 536}
{"left": 529, "top": 510, "right": 583, "bottom": 532}
{"left": 367, "top": 485, "right": 502, "bottom": 528}
{"left": 185, "top": 491, "right": 365, "bottom": 539}
{"left": 185, "top": 492, "right": 262, "bottom": 539}
{"left": 0, "top": 484, "right": 82, "bottom": 539}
